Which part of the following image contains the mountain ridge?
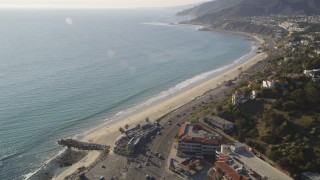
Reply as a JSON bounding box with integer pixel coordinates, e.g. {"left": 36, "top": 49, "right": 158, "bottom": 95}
{"left": 179, "top": 0, "right": 320, "bottom": 24}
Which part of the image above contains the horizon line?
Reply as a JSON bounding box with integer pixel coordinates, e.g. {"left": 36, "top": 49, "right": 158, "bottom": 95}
{"left": 0, "top": 3, "right": 199, "bottom": 10}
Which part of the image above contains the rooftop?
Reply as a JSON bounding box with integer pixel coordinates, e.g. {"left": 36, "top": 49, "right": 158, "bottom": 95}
{"left": 209, "top": 155, "right": 249, "bottom": 180}
{"left": 179, "top": 157, "right": 205, "bottom": 175}
{"left": 178, "top": 122, "right": 222, "bottom": 145}
{"left": 210, "top": 116, "right": 234, "bottom": 125}
{"left": 302, "top": 172, "right": 320, "bottom": 180}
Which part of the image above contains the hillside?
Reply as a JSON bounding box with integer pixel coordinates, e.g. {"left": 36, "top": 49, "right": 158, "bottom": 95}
{"left": 179, "top": 0, "right": 320, "bottom": 24}
{"left": 176, "top": 0, "right": 241, "bottom": 17}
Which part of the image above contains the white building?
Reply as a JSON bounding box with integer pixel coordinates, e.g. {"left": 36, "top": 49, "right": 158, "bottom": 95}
{"left": 262, "top": 80, "right": 276, "bottom": 88}
{"left": 304, "top": 69, "right": 320, "bottom": 78}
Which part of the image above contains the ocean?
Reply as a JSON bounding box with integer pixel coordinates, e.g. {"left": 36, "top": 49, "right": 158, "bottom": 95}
{"left": 0, "top": 8, "right": 253, "bottom": 179}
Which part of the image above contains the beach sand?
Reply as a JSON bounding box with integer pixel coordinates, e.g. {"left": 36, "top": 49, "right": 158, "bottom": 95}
{"left": 53, "top": 35, "right": 268, "bottom": 180}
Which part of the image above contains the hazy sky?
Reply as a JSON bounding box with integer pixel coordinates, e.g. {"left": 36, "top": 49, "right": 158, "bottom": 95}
{"left": 0, "top": 0, "right": 206, "bottom": 8}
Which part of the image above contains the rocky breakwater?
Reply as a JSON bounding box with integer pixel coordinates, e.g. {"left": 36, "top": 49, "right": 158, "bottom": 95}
{"left": 29, "top": 139, "right": 109, "bottom": 179}
{"left": 58, "top": 138, "right": 109, "bottom": 151}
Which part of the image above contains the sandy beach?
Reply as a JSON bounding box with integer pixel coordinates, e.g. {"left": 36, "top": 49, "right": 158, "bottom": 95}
{"left": 53, "top": 35, "right": 268, "bottom": 180}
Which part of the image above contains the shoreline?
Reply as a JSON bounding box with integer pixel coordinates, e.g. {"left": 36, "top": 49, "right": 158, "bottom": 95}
{"left": 24, "top": 24, "right": 267, "bottom": 179}
{"left": 46, "top": 32, "right": 268, "bottom": 179}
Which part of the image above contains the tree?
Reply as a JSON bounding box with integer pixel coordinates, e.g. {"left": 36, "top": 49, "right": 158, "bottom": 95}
{"left": 125, "top": 124, "right": 129, "bottom": 129}
{"left": 267, "top": 149, "right": 283, "bottom": 161}
{"left": 216, "top": 168, "right": 225, "bottom": 180}
{"left": 305, "top": 83, "right": 320, "bottom": 104}
{"left": 283, "top": 101, "right": 298, "bottom": 111}
{"left": 119, "top": 127, "right": 125, "bottom": 133}
{"left": 262, "top": 111, "right": 287, "bottom": 129}
{"left": 291, "top": 88, "right": 307, "bottom": 105}
{"left": 272, "top": 100, "right": 283, "bottom": 109}
{"left": 241, "top": 87, "right": 251, "bottom": 97}
{"left": 216, "top": 105, "right": 223, "bottom": 115}
{"left": 136, "top": 124, "right": 141, "bottom": 128}
{"left": 146, "top": 117, "right": 150, "bottom": 122}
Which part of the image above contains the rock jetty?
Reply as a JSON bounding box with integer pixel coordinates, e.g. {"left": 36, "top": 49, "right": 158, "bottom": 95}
{"left": 57, "top": 138, "right": 108, "bottom": 151}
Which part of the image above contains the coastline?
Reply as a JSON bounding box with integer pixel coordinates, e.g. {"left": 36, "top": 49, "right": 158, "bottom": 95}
{"left": 48, "top": 32, "right": 268, "bottom": 179}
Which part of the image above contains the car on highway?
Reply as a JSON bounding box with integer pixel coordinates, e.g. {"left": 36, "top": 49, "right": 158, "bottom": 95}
{"left": 158, "top": 153, "right": 164, "bottom": 160}
{"left": 146, "top": 175, "right": 155, "bottom": 180}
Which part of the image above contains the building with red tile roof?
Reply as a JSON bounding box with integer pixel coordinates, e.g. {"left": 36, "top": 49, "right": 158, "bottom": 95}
{"left": 177, "top": 122, "right": 223, "bottom": 156}
{"left": 178, "top": 157, "right": 206, "bottom": 176}
{"left": 207, "top": 155, "right": 252, "bottom": 180}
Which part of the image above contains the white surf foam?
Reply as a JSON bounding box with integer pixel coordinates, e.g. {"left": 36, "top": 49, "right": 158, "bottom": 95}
{"left": 141, "top": 22, "right": 175, "bottom": 27}
{"left": 80, "top": 40, "right": 257, "bottom": 137}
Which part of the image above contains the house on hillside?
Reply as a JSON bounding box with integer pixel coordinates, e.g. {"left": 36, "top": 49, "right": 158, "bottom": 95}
{"left": 232, "top": 90, "right": 250, "bottom": 105}
{"left": 262, "top": 80, "right": 279, "bottom": 88}
{"left": 301, "top": 40, "right": 309, "bottom": 46}
{"left": 286, "top": 73, "right": 308, "bottom": 85}
{"left": 304, "top": 69, "right": 320, "bottom": 82}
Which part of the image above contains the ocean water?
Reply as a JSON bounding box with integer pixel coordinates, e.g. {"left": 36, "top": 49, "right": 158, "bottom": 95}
{"left": 0, "top": 8, "right": 253, "bottom": 179}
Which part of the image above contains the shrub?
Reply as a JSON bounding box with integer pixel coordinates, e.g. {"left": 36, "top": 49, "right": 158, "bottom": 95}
{"left": 119, "top": 127, "right": 125, "bottom": 133}
{"left": 283, "top": 101, "right": 298, "bottom": 111}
